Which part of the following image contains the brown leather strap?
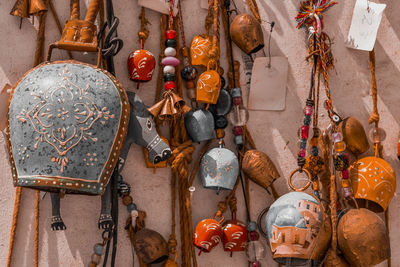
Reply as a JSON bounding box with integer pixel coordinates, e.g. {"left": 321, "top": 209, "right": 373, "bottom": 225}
{"left": 85, "top": 0, "right": 101, "bottom": 23}
{"left": 70, "top": 0, "right": 79, "bottom": 19}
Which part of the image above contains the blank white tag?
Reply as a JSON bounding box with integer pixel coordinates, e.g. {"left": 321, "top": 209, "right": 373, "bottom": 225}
{"left": 201, "top": 0, "right": 208, "bottom": 9}
{"left": 138, "top": 0, "right": 178, "bottom": 15}
{"left": 346, "top": 0, "right": 386, "bottom": 51}
{"left": 0, "top": 84, "right": 11, "bottom": 131}
{"left": 248, "top": 57, "right": 288, "bottom": 111}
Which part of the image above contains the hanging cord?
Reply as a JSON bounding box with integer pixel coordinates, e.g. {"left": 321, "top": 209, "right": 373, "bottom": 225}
{"left": 34, "top": 0, "right": 49, "bottom": 66}
{"left": 246, "top": 0, "right": 261, "bottom": 23}
{"left": 6, "top": 187, "right": 22, "bottom": 267}
{"left": 34, "top": 190, "right": 40, "bottom": 267}
{"left": 369, "top": 49, "right": 390, "bottom": 267}
{"left": 177, "top": 0, "right": 187, "bottom": 49}
{"left": 138, "top": 7, "right": 150, "bottom": 48}
{"left": 220, "top": 0, "right": 235, "bottom": 91}
{"left": 208, "top": 0, "right": 221, "bottom": 63}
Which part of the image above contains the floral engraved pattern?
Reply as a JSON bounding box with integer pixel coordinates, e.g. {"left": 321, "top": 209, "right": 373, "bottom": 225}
{"left": 197, "top": 73, "right": 214, "bottom": 93}
{"left": 17, "top": 66, "right": 114, "bottom": 172}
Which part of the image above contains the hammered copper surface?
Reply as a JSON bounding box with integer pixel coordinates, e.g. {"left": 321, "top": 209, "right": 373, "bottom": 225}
{"left": 242, "top": 150, "right": 280, "bottom": 190}
{"left": 134, "top": 228, "right": 169, "bottom": 264}
{"left": 337, "top": 208, "right": 390, "bottom": 267}
{"left": 230, "top": 14, "right": 264, "bottom": 54}
{"left": 340, "top": 117, "right": 370, "bottom": 156}
{"left": 323, "top": 248, "right": 350, "bottom": 267}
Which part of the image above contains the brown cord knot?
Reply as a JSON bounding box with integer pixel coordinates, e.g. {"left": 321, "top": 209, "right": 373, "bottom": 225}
{"left": 228, "top": 195, "right": 238, "bottom": 213}
{"left": 368, "top": 112, "right": 380, "bottom": 125}
{"left": 138, "top": 31, "right": 149, "bottom": 41}
{"left": 169, "top": 140, "right": 195, "bottom": 178}
{"left": 217, "top": 201, "right": 228, "bottom": 215}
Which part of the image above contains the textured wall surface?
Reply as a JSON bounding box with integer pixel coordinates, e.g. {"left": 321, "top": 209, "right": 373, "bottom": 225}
{"left": 0, "top": 0, "right": 399, "bottom": 266}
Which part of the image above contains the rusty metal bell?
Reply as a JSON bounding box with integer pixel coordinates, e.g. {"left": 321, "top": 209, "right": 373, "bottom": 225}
{"left": 337, "top": 208, "right": 390, "bottom": 267}
{"left": 340, "top": 117, "right": 369, "bottom": 156}
{"left": 10, "top": 0, "right": 29, "bottom": 18}
{"left": 242, "top": 150, "right": 280, "bottom": 190}
{"left": 230, "top": 14, "right": 264, "bottom": 55}
{"left": 29, "top": 0, "right": 47, "bottom": 15}
{"left": 134, "top": 228, "right": 169, "bottom": 264}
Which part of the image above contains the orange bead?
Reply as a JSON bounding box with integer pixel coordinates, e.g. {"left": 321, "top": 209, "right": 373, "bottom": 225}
{"left": 334, "top": 141, "right": 346, "bottom": 153}
{"left": 309, "top": 137, "right": 318, "bottom": 147}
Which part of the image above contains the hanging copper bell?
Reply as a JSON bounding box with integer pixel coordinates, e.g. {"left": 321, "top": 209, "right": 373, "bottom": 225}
{"left": 337, "top": 208, "right": 390, "bottom": 267}
{"left": 242, "top": 150, "right": 280, "bottom": 190}
{"left": 134, "top": 228, "right": 169, "bottom": 264}
{"left": 10, "top": 0, "right": 29, "bottom": 18}
{"left": 230, "top": 14, "right": 264, "bottom": 55}
{"left": 340, "top": 117, "right": 369, "bottom": 156}
{"left": 29, "top": 0, "right": 47, "bottom": 15}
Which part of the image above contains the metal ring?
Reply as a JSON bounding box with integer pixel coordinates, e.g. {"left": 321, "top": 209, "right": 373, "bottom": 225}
{"left": 288, "top": 168, "right": 312, "bottom": 192}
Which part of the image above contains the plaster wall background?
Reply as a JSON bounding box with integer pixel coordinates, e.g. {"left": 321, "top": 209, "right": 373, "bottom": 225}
{"left": 0, "top": 0, "right": 399, "bottom": 266}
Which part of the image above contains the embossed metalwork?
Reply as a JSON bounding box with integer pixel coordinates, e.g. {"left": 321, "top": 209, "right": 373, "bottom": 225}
{"left": 6, "top": 60, "right": 130, "bottom": 195}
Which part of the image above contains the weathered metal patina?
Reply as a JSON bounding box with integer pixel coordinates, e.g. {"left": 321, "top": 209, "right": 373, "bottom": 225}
{"left": 6, "top": 60, "right": 130, "bottom": 195}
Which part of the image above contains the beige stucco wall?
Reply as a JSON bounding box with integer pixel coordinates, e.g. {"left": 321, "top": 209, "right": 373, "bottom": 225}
{"left": 0, "top": 0, "right": 398, "bottom": 266}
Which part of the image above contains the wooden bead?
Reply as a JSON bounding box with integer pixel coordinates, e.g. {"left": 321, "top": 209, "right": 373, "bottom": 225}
{"left": 185, "top": 80, "right": 195, "bottom": 89}
{"left": 186, "top": 88, "right": 196, "bottom": 100}
{"left": 216, "top": 129, "right": 225, "bottom": 139}
{"left": 122, "top": 195, "right": 133, "bottom": 206}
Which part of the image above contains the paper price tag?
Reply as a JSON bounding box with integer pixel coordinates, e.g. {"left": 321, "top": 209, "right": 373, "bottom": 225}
{"left": 346, "top": 0, "right": 386, "bottom": 51}
{"left": 201, "top": 0, "right": 208, "bottom": 9}
{"left": 248, "top": 57, "right": 288, "bottom": 111}
{"left": 138, "top": 0, "right": 178, "bottom": 16}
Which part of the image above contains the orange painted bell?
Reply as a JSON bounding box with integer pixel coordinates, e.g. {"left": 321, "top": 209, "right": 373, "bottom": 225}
{"left": 222, "top": 213, "right": 248, "bottom": 253}
{"left": 349, "top": 156, "right": 396, "bottom": 212}
{"left": 194, "top": 214, "right": 224, "bottom": 253}
{"left": 196, "top": 66, "right": 221, "bottom": 105}
{"left": 190, "top": 35, "right": 212, "bottom": 66}
{"left": 128, "top": 49, "right": 156, "bottom": 83}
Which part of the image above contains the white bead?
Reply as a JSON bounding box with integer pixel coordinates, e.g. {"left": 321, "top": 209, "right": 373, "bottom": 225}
{"left": 164, "top": 47, "right": 176, "bottom": 57}
{"left": 163, "top": 65, "right": 175, "bottom": 74}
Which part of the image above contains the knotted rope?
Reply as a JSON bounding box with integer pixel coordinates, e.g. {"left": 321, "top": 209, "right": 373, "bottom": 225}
{"left": 138, "top": 7, "right": 150, "bottom": 47}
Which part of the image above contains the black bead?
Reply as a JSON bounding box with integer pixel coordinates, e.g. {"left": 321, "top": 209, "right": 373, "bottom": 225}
{"left": 165, "top": 39, "right": 177, "bottom": 48}
{"left": 181, "top": 65, "right": 197, "bottom": 81}
{"left": 163, "top": 74, "right": 175, "bottom": 82}
{"left": 214, "top": 115, "right": 228, "bottom": 129}
{"left": 220, "top": 76, "right": 226, "bottom": 89}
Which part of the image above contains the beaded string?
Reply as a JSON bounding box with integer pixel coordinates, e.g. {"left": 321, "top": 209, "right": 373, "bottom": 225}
{"left": 177, "top": 0, "right": 198, "bottom": 105}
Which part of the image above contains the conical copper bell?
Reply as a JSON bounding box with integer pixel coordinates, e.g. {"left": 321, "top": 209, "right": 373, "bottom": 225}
{"left": 29, "top": 0, "right": 47, "bottom": 15}
{"left": 340, "top": 117, "right": 369, "bottom": 156}
{"left": 10, "top": 0, "right": 29, "bottom": 18}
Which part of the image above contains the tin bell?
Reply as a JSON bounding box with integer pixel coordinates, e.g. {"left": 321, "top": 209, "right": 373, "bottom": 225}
{"left": 128, "top": 49, "right": 156, "bottom": 86}
{"left": 222, "top": 212, "right": 248, "bottom": 254}
{"left": 196, "top": 63, "right": 221, "bottom": 105}
{"left": 184, "top": 109, "right": 215, "bottom": 142}
{"left": 200, "top": 143, "right": 239, "bottom": 193}
{"left": 190, "top": 35, "right": 212, "bottom": 66}
{"left": 194, "top": 214, "right": 224, "bottom": 254}
{"left": 265, "top": 192, "right": 331, "bottom": 265}
{"left": 338, "top": 208, "right": 390, "bottom": 267}
{"left": 134, "top": 228, "right": 169, "bottom": 264}
{"left": 349, "top": 156, "right": 396, "bottom": 212}
{"left": 230, "top": 14, "right": 264, "bottom": 55}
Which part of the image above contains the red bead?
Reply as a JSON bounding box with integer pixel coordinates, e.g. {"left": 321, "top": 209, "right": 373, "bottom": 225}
{"left": 233, "top": 126, "right": 243, "bottom": 136}
{"left": 301, "top": 125, "right": 309, "bottom": 139}
{"left": 249, "top": 231, "right": 259, "bottom": 241}
{"left": 341, "top": 169, "right": 349, "bottom": 179}
{"left": 304, "top": 105, "right": 313, "bottom": 116}
{"left": 233, "top": 97, "right": 242, "bottom": 105}
{"left": 299, "top": 149, "right": 306, "bottom": 158}
{"left": 252, "top": 261, "right": 261, "bottom": 267}
{"left": 165, "top": 30, "right": 176, "bottom": 40}
{"left": 164, "top": 81, "right": 176, "bottom": 91}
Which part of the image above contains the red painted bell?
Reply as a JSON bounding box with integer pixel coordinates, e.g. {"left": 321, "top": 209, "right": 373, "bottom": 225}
{"left": 128, "top": 49, "right": 156, "bottom": 83}
{"left": 193, "top": 214, "right": 224, "bottom": 253}
{"left": 222, "top": 213, "right": 248, "bottom": 253}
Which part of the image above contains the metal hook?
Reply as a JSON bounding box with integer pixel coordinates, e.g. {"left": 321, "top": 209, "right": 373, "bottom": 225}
{"left": 261, "top": 21, "right": 275, "bottom": 68}
{"left": 367, "top": 0, "right": 371, "bottom": 13}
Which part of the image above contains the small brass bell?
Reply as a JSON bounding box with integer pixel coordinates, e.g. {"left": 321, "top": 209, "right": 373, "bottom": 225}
{"left": 10, "top": 0, "right": 29, "bottom": 18}
{"left": 230, "top": 14, "right": 264, "bottom": 54}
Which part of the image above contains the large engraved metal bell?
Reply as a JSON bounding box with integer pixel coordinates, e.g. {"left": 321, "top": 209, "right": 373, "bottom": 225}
{"left": 184, "top": 109, "right": 215, "bottom": 142}
{"left": 230, "top": 14, "right": 264, "bottom": 55}
{"left": 134, "top": 228, "right": 169, "bottom": 264}
{"left": 200, "top": 145, "right": 239, "bottom": 192}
